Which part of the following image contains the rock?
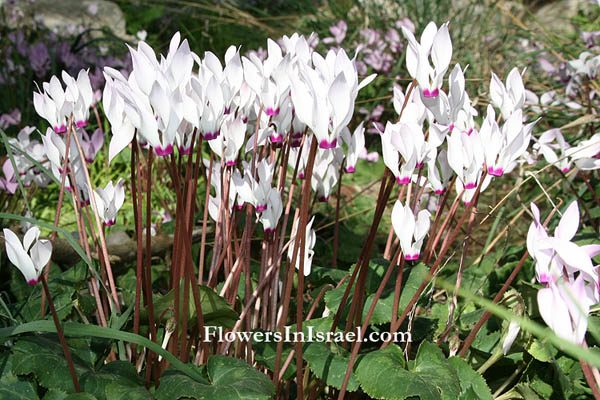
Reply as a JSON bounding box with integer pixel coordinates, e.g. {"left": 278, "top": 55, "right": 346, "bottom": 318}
{"left": 534, "top": 0, "right": 595, "bottom": 34}
{"left": 8, "top": 0, "right": 131, "bottom": 40}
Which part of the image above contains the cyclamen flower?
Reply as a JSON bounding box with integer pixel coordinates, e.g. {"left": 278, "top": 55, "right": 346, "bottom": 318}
{"left": 422, "top": 64, "right": 476, "bottom": 136}
{"left": 311, "top": 148, "right": 342, "bottom": 202}
{"left": 94, "top": 179, "right": 125, "bottom": 226}
{"left": 207, "top": 114, "right": 247, "bottom": 166}
{"left": 446, "top": 127, "right": 484, "bottom": 189}
{"left": 527, "top": 201, "right": 600, "bottom": 344}
{"left": 527, "top": 202, "right": 599, "bottom": 287}
{"left": 340, "top": 123, "right": 365, "bottom": 173}
{"left": 538, "top": 275, "right": 596, "bottom": 345}
{"left": 533, "top": 128, "right": 572, "bottom": 172}
{"left": 567, "top": 133, "right": 600, "bottom": 170}
{"left": 61, "top": 70, "right": 94, "bottom": 127}
{"left": 102, "top": 71, "right": 136, "bottom": 162}
{"left": 33, "top": 70, "right": 94, "bottom": 133}
{"left": 480, "top": 107, "right": 536, "bottom": 177}
{"left": 402, "top": 21, "right": 452, "bottom": 98}
{"left": 568, "top": 51, "right": 600, "bottom": 79}
{"left": 527, "top": 202, "right": 600, "bottom": 344}
{"left": 260, "top": 189, "right": 283, "bottom": 233}
{"left": 502, "top": 320, "right": 521, "bottom": 355}
{"left": 291, "top": 48, "right": 375, "bottom": 149}
{"left": 104, "top": 32, "right": 195, "bottom": 157}
{"left": 380, "top": 121, "right": 434, "bottom": 184}
{"left": 0, "top": 159, "right": 18, "bottom": 195}
{"left": 234, "top": 159, "right": 275, "bottom": 210}
{"left": 0, "top": 108, "right": 21, "bottom": 130}
{"left": 33, "top": 75, "right": 72, "bottom": 133}
{"left": 3, "top": 226, "right": 52, "bottom": 285}
{"left": 322, "top": 20, "right": 347, "bottom": 45}
{"left": 391, "top": 201, "right": 431, "bottom": 260}
{"left": 427, "top": 149, "right": 452, "bottom": 195}
{"left": 287, "top": 216, "right": 316, "bottom": 276}
{"left": 79, "top": 128, "right": 104, "bottom": 163}
{"left": 357, "top": 148, "right": 379, "bottom": 163}
{"left": 489, "top": 67, "right": 525, "bottom": 120}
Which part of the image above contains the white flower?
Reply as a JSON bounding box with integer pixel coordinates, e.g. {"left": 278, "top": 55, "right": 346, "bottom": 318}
{"left": 402, "top": 21, "right": 452, "bottom": 98}
{"left": 291, "top": 48, "right": 375, "bottom": 149}
{"left": 391, "top": 201, "right": 431, "bottom": 260}
{"left": 567, "top": 133, "right": 600, "bottom": 170}
{"left": 94, "top": 179, "right": 125, "bottom": 226}
{"left": 340, "top": 122, "right": 365, "bottom": 173}
{"left": 502, "top": 320, "right": 521, "bottom": 355}
{"left": 533, "top": 128, "right": 572, "bottom": 172}
{"left": 489, "top": 67, "right": 525, "bottom": 120}
{"left": 260, "top": 189, "right": 283, "bottom": 233}
{"left": 287, "top": 216, "right": 316, "bottom": 276}
{"left": 480, "top": 107, "right": 536, "bottom": 177}
{"left": 3, "top": 226, "right": 52, "bottom": 285}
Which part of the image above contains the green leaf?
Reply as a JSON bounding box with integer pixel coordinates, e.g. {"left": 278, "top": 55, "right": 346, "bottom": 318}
{"left": 526, "top": 340, "right": 557, "bottom": 363}
{"left": 356, "top": 342, "right": 464, "bottom": 400}
{"left": 362, "top": 262, "right": 430, "bottom": 325}
{"left": 458, "top": 386, "right": 482, "bottom": 400}
{"left": 448, "top": 357, "right": 493, "bottom": 400}
{"left": 0, "top": 351, "right": 37, "bottom": 400}
{"left": 303, "top": 341, "right": 362, "bottom": 391}
{"left": 515, "top": 383, "right": 543, "bottom": 399}
{"left": 0, "top": 320, "right": 205, "bottom": 383}
{"left": 0, "top": 372, "right": 37, "bottom": 400}
{"left": 356, "top": 344, "right": 438, "bottom": 400}
{"left": 252, "top": 333, "right": 296, "bottom": 381}
{"left": 326, "top": 261, "right": 429, "bottom": 326}
{"left": 11, "top": 335, "right": 92, "bottom": 392}
{"left": 43, "top": 390, "right": 99, "bottom": 400}
{"left": 150, "top": 284, "right": 239, "bottom": 330}
{"left": 79, "top": 361, "right": 151, "bottom": 400}
{"left": 155, "top": 355, "right": 275, "bottom": 400}
{"left": 433, "top": 276, "right": 600, "bottom": 368}
{"left": 307, "top": 265, "right": 349, "bottom": 286}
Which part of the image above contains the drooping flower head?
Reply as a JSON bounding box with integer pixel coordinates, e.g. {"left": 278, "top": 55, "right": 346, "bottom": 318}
{"left": 3, "top": 226, "right": 52, "bottom": 285}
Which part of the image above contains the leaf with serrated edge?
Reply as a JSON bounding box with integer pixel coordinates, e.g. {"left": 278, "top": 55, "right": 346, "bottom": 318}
{"left": 155, "top": 355, "right": 274, "bottom": 400}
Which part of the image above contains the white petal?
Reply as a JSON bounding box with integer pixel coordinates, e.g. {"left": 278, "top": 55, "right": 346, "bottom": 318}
{"left": 555, "top": 201, "right": 579, "bottom": 241}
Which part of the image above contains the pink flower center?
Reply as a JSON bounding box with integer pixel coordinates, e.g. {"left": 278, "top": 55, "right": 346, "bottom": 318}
{"left": 318, "top": 138, "right": 337, "bottom": 149}
{"left": 487, "top": 166, "right": 504, "bottom": 176}
{"left": 422, "top": 88, "right": 439, "bottom": 98}
{"left": 270, "top": 134, "right": 283, "bottom": 143}
{"left": 203, "top": 130, "right": 221, "bottom": 140}
{"left": 178, "top": 145, "right": 191, "bottom": 155}
{"left": 54, "top": 124, "right": 67, "bottom": 133}
{"left": 155, "top": 144, "right": 174, "bottom": 157}
{"left": 266, "top": 107, "right": 280, "bottom": 116}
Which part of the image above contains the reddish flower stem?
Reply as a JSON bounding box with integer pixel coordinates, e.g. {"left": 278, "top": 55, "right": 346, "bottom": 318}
{"left": 337, "top": 249, "right": 403, "bottom": 399}
{"left": 41, "top": 275, "right": 81, "bottom": 392}
{"left": 41, "top": 119, "right": 74, "bottom": 316}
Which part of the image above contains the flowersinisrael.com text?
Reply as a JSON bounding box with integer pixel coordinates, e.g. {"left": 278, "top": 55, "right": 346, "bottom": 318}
{"left": 203, "top": 326, "right": 411, "bottom": 344}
